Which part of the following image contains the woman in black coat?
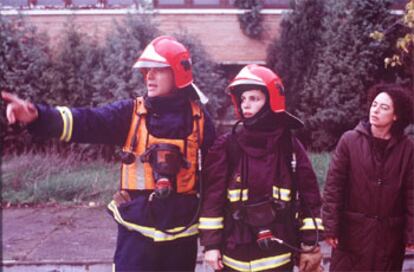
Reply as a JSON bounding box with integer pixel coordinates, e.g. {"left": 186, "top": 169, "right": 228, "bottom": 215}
{"left": 322, "top": 83, "right": 414, "bottom": 271}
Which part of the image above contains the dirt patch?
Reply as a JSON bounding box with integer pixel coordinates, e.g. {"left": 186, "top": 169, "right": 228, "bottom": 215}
{"left": 2, "top": 205, "right": 117, "bottom": 263}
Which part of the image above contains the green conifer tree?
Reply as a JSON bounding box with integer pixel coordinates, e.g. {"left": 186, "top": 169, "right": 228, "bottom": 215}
{"left": 301, "top": 0, "right": 395, "bottom": 150}
{"left": 92, "top": 14, "right": 159, "bottom": 105}
{"left": 267, "top": 0, "right": 325, "bottom": 115}
{"left": 234, "top": 0, "right": 263, "bottom": 39}
{"left": 0, "top": 15, "right": 51, "bottom": 101}
{"left": 49, "top": 18, "right": 102, "bottom": 107}
{"left": 175, "top": 33, "right": 228, "bottom": 119}
{"left": 0, "top": 15, "right": 52, "bottom": 153}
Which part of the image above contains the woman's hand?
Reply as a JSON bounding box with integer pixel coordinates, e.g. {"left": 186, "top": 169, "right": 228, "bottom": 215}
{"left": 204, "top": 249, "right": 224, "bottom": 271}
{"left": 1, "top": 91, "right": 38, "bottom": 124}
{"left": 325, "top": 237, "right": 338, "bottom": 249}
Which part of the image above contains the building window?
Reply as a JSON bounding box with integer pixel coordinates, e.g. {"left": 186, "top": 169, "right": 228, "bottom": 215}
{"left": 37, "top": 0, "right": 65, "bottom": 6}
{"left": 153, "top": 0, "right": 407, "bottom": 9}
{"left": 1, "top": 0, "right": 29, "bottom": 8}
{"left": 0, "top": 0, "right": 406, "bottom": 10}
{"left": 263, "top": 0, "right": 290, "bottom": 8}
{"left": 157, "top": 0, "right": 185, "bottom": 5}
{"left": 193, "top": 0, "right": 221, "bottom": 5}
{"left": 154, "top": 0, "right": 228, "bottom": 8}
{"left": 153, "top": 0, "right": 291, "bottom": 8}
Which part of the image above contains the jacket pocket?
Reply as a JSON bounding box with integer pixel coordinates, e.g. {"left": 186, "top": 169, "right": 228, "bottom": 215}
{"left": 330, "top": 248, "right": 359, "bottom": 272}
{"left": 382, "top": 216, "right": 405, "bottom": 264}
{"left": 341, "top": 211, "right": 376, "bottom": 254}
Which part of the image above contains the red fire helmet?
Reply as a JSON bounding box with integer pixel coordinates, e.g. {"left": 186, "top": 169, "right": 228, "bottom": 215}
{"left": 133, "top": 36, "right": 208, "bottom": 104}
{"left": 133, "top": 36, "right": 193, "bottom": 89}
{"left": 227, "top": 64, "right": 303, "bottom": 128}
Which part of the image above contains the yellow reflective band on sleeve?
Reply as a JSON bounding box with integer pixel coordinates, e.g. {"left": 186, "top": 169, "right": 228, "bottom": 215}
{"left": 56, "top": 106, "right": 73, "bottom": 142}
{"left": 198, "top": 217, "right": 224, "bottom": 230}
{"left": 223, "top": 252, "right": 291, "bottom": 272}
{"left": 223, "top": 255, "right": 250, "bottom": 271}
{"left": 227, "top": 189, "right": 248, "bottom": 202}
{"left": 272, "top": 186, "right": 291, "bottom": 202}
{"left": 107, "top": 201, "right": 198, "bottom": 241}
{"left": 300, "top": 217, "right": 324, "bottom": 231}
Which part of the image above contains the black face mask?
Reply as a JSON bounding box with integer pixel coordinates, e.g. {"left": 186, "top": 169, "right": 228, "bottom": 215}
{"left": 144, "top": 91, "right": 186, "bottom": 114}
{"left": 242, "top": 103, "right": 281, "bottom": 132}
{"left": 140, "top": 143, "right": 190, "bottom": 199}
{"left": 233, "top": 88, "right": 281, "bottom": 132}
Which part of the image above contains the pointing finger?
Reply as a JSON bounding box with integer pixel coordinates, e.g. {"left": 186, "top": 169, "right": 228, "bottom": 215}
{"left": 218, "top": 259, "right": 224, "bottom": 270}
{"left": 1, "top": 91, "right": 19, "bottom": 104}
{"left": 6, "top": 104, "right": 16, "bottom": 124}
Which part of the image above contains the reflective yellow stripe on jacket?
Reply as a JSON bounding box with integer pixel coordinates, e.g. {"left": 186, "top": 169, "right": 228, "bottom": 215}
{"left": 223, "top": 252, "right": 291, "bottom": 272}
{"left": 56, "top": 106, "right": 73, "bottom": 142}
{"left": 107, "top": 201, "right": 198, "bottom": 241}
{"left": 198, "top": 217, "right": 224, "bottom": 230}
{"left": 300, "top": 217, "right": 324, "bottom": 231}
{"left": 272, "top": 186, "right": 291, "bottom": 202}
{"left": 227, "top": 186, "right": 291, "bottom": 203}
{"left": 227, "top": 189, "right": 248, "bottom": 202}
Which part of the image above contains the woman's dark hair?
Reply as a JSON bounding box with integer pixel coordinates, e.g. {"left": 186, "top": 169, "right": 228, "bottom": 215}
{"left": 367, "top": 83, "right": 414, "bottom": 136}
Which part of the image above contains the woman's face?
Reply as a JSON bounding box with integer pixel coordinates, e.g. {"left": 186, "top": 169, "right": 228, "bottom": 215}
{"left": 240, "top": 90, "right": 266, "bottom": 118}
{"left": 143, "top": 67, "right": 176, "bottom": 97}
{"left": 369, "top": 92, "right": 397, "bottom": 129}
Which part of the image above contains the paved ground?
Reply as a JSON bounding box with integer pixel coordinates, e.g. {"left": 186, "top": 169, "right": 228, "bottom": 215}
{"left": 2, "top": 205, "right": 414, "bottom": 272}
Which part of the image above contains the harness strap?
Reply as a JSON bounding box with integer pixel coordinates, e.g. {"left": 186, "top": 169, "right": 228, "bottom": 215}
{"left": 125, "top": 97, "right": 145, "bottom": 153}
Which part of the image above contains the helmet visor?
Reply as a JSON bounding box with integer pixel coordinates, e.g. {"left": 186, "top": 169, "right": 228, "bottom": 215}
{"left": 133, "top": 60, "right": 170, "bottom": 69}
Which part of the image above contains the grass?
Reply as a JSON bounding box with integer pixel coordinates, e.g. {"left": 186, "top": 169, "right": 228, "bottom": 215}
{"left": 1, "top": 151, "right": 331, "bottom": 206}
{"left": 309, "top": 152, "right": 331, "bottom": 189}
{"left": 2, "top": 152, "right": 119, "bottom": 206}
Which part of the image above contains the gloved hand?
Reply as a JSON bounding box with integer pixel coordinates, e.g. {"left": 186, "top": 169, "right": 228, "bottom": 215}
{"left": 113, "top": 190, "right": 131, "bottom": 207}
{"left": 204, "top": 249, "right": 224, "bottom": 271}
{"left": 299, "top": 244, "right": 323, "bottom": 272}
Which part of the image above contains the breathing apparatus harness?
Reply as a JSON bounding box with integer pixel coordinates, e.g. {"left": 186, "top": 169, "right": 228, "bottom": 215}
{"left": 140, "top": 143, "right": 191, "bottom": 199}
{"left": 120, "top": 106, "right": 204, "bottom": 235}
{"left": 230, "top": 120, "right": 320, "bottom": 254}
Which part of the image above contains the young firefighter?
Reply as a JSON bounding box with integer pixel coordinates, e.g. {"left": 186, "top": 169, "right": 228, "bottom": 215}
{"left": 2, "top": 35, "right": 215, "bottom": 271}
{"left": 199, "top": 65, "right": 323, "bottom": 272}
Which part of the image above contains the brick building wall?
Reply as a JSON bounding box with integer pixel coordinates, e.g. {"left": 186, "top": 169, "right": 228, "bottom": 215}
{"left": 11, "top": 9, "right": 284, "bottom": 64}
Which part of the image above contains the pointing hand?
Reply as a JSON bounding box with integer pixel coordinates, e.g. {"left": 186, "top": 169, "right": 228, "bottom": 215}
{"left": 2, "top": 91, "right": 38, "bottom": 124}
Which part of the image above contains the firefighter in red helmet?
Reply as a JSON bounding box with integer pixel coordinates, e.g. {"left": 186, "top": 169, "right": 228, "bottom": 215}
{"left": 2, "top": 35, "right": 215, "bottom": 271}
{"left": 199, "top": 64, "right": 323, "bottom": 271}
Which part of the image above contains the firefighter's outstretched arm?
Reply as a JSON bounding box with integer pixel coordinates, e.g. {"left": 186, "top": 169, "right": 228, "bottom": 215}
{"left": 2, "top": 91, "right": 38, "bottom": 124}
